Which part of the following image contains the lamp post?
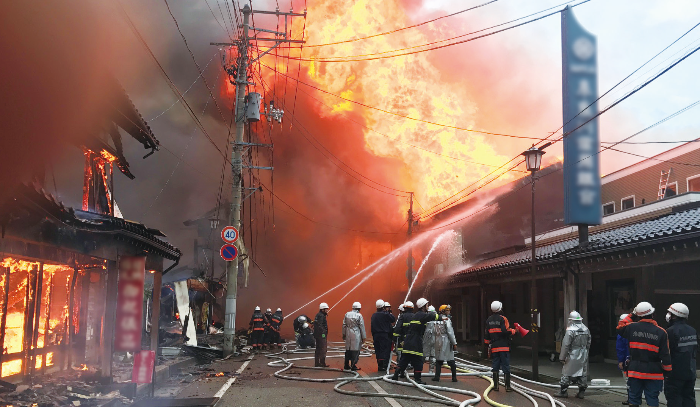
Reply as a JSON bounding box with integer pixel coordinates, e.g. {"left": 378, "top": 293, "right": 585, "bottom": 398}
{"left": 522, "top": 146, "right": 545, "bottom": 381}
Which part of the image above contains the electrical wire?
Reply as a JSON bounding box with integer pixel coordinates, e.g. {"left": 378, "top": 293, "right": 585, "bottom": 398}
{"left": 281, "top": 0, "right": 591, "bottom": 62}
{"left": 164, "top": 0, "right": 230, "bottom": 123}
{"left": 204, "top": 0, "right": 234, "bottom": 41}
{"left": 304, "top": 0, "right": 500, "bottom": 48}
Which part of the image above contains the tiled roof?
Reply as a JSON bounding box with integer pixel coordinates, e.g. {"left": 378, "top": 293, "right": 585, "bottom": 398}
{"left": 455, "top": 206, "right": 700, "bottom": 276}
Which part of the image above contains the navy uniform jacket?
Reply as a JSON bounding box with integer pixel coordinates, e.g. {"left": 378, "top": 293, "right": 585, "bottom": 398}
{"left": 393, "top": 311, "right": 412, "bottom": 351}
{"left": 314, "top": 311, "right": 328, "bottom": 339}
{"left": 371, "top": 311, "right": 396, "bottom": 336}
{"left": 399, "top": 310, "right": 438, "bottom": 356}
{"left": 484, "top": 313, "right": 516, "bottom": 353}
{"left": 617, "top": 315, "right": 672, "bottom": 380}
{"left": 667, "top": 319, "right": 697, "bottom": 381}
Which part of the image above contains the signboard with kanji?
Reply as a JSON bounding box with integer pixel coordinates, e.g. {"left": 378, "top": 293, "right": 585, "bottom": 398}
{"left": 132, "top": 350, "right": 156, "bottom": 383}
{"left": 114, "top": 256, "right": 146, "bottom": 352}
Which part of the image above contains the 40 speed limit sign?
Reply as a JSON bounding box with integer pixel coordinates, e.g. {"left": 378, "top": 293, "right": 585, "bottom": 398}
{"left": 221, "top": 226, "right": 239, "bottom": 243}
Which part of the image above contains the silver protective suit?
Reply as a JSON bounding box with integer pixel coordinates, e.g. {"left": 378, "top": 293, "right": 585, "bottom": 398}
{"left": 343, "top": 310, "right": 366, "bottom": 351}
{"left": 423, "top": 319, "right": 436, "bottom": 358}
{"left": 434, "top": 315, "right": 457, "bottom": 361}
{"left": 559, "top": 320, "right": 591, "bottom": 378}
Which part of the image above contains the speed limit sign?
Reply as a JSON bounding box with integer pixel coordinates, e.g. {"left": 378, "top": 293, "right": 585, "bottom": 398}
{"left": 221, "top": 226, "right": 239, "bottom": 243}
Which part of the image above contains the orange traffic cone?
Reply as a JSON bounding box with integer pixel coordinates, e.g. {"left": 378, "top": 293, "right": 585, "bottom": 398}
{"left": 514, "top": 323, "right": 529, "bottom": 338}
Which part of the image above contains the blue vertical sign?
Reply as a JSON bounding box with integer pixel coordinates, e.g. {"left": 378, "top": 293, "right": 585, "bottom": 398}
{"left": 562, "top": 6, "right": 602, "bottom": 226}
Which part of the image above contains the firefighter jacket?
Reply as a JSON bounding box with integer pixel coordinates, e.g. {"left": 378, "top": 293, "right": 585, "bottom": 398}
{"left": 270, "top": 311, "right": 284, "bottom": 332}
{"left": 484, "top": 313, "right": 516, "bottom": 353}
{"left": 393, "top": 311, "right": 413, "bottom": 351}
{"left": 560, "top": 320, "right": 591, "bottom": 377}
{"left": 401, "top": 310, "right": 438, "bottom": 357}
{"left": 343, "top": 310, "right": 366, "bottom": 351}
{"left": 314, "top": 311, "right": 328, "bottom": 339}
{"left": 249, "top": 311, "right": 265, "bottom": 332}
{"left": 617, "top": 316, "right": 672, "bottom": 380}
{"left": 263, "top": 312, "right": 274, "bottom": 333}
{"left": 371, "top": 311, "right": 396, "bottom": 336}
{"left": 666, "top": 319, "right": 697, "bottom": 381}
{"left": 293, "top": 315, "right": 311, "bottom": 334}
{"left": 434, "top": 314, "right": 457, "bottom": 362}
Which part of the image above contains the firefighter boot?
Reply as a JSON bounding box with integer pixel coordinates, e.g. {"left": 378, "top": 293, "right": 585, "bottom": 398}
{"left": 504, "top": 373, "right": 513, "bottom": 392}
{"left": 576, "top": 386, "right": 586, "bottom": 399}
{"left": 414, "top": 372, "right": 426, "bottom": 385}
{"left": 343, "top": 351, "right": 351, "bottom": 370}
{"left": 432, "top": 363, "right": 442, "bottom": 382}
{"left": 492, "top": 372, "right": 499, "bottom": 391}
{"left": 449, "top": 361, "right": 458, "bottom": 382}
{"left": 553, "top": 385, "right": 568, "bottom": 398}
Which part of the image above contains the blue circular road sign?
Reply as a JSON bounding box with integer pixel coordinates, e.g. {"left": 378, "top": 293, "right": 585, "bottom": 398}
{"left": 220, "top": 244, "right": 238, "bottom": 261}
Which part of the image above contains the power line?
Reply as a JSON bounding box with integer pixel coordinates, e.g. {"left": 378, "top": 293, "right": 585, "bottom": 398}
{"left": 258, "top": 62, "right": 553, "bottom": 141}
{"left": 279, "top": 0, "right": 591, "bottom": 62}
{"left": 204, "top": 0, "right": 234, "bottom": 41}
{"left": 164, "top": 0, "right": 230, "bottom": 123}
{"left": 304, "top": 0, "right": 500, "bottom": 48}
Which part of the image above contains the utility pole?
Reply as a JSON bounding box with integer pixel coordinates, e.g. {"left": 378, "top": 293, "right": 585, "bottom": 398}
{"left": 406, "top": 192, "right": 414, "bottom": 290}
{"left": 214, "top": 4, "right": 305, "bottom": 357}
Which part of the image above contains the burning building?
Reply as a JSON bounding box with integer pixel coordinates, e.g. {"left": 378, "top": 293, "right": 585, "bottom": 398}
{"left": 0, "top": 76, "right": 180, "bottom": 381}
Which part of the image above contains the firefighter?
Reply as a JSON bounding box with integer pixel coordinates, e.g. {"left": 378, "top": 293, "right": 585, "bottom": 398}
{"left": 664, "top": 302, "right": 697, "bottom": 407}
{"left": 485, "top": 300, "right": 516, "bottom": 392}
{"left": 293, "top": 314, "right": 311, "bottom": 347}
{"left": 554, "top": 311, "right": 591, "bottom": 399}
{"left": 270, "top": 308, "right": 284, "bottom": 349}
{"left": 392, "top": 298, "right": 438, "bottom": 385}
{"left": 423, "top": 305, "right": 437, "bottom": 373}
{"left": 343, "top": 302, "right": 366, "bottom": 371}
{"left": 617, "top": 302, "right": 672, "bottom": 407}
{"left": 262, "top": 308, "right": 274, "bottom": 350}
{"left": 433, "top": 305, "right": 458, "bottom": 382}
{"left": 314, "top": 303, "right": 330, "bottom": 367}
{"left": 371, "top": 299, "right": 396, "bottom": 372}
{"left": 248, "top": 306, "right": 265, "bottom": 351}
{"left": 393, "top": 303, "right": 410, "bottom": 366}
{"left": 298, "top": 322, "right": 316, "bottom": 349}
{"left": 384, "top": 301, "right": 392, "bottom": 315}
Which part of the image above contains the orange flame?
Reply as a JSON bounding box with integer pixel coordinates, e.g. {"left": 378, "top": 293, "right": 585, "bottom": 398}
{"left": 274, "top": 0, "right": 517, "bottom": 210}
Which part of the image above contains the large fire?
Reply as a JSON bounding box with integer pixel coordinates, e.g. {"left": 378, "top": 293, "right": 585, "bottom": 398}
{"left": 274, "top": 0, "right": 516, "bottom": 209}
{"left": 1, "top": 258, "right": 73, "bottom": 377}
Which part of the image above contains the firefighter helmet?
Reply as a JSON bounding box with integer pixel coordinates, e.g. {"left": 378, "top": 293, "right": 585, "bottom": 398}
{"left": 439, "top": 305, "right": 451, "bottom": 313}
{"left": 398, "top": 304, "right": 405, "bottom": 311}
{"left": 255, "top": 306, "right": 261, "bottom": 311}
{"left": 428, "top": 305, "right": 436, "bottom": 312}
{"left": 634, "top": 301, "right": 655, "bottom": 317}
{"left": 569, "top": 311, "right": 582, "bottom": 321}
{"left": 619, "top": 313, "right": 628, "bottom": 321}
{"left": 277, "top": 308, "right": 282, "bottom": 312}
{"left": 376, "top": 299, "right": 385, "bottom": 308}
{"left": 320, "top": 302, "right": 329, "bottom": 310}
{"left": 668, "top": 303, "right": 689, "bottom": 318}
{"left": 404, "top": 301, "right": 414, "bottom": 309}
{"left": 416, "top": 298, "right": 429, "bottom": 309}
{"left": 491, "top": 301, "right": 503, "bottom": 313}
{"left": 352, "top": 302, "right": 362, "bottom": 309}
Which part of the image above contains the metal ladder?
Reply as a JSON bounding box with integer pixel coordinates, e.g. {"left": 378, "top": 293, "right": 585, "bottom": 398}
{"left": 657, "top": 169, "right": 672, "bottom": 200}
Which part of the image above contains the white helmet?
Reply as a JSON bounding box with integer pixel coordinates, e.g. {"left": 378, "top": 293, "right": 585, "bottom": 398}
{"left": 619, "top": 313, "right": 629, "bottom": 321}
{"left": 384, "top": 302, "right": 391, "bottom": 307}
{"left": 491, "top": 301, "right": 503, "bottom": 313}
{"left": 416, "top": 298, "right": 429, "bottom": 309}
{"left": 398, "top": 304, "right": 405, "bottom": 311}
{"left": 302, "top": 322, "right": 309, "bottom": 329}
{"left": 320, "top": 302, "right": 329, "bottom": 310}
{"left": 668, "top": 303, "right": 689, "bottom": 318}
{"left": 428, "top": 305, "right": 436, "bottom": 312}
{"left": 404, "top": 301, "right": 414, "bottom": 309}
{"left": 352, "top": 301, "right": 362, "bottom": 309}
{"left": 376, "top": 299, "right": 385, "bottom": 308}
{"left": 255, "top": 306, "right": 261, "bottom": 311}
{"left": 277, "top": 308, "right": 282, "bottom": 312}
{"left": 634, "top": 301, "right": 655, "bottom": 317}
{"left": 298, "top": 316, "right": 307, "bottom": 322}
{"left": 266, "top": 308, "right": 272, "bottom": 313}
{"left": 569, "top": 311, "right": 582, "bottom": 321}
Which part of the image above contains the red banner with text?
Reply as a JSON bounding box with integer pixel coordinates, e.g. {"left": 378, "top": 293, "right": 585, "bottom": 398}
{"left": 114, "top": 256, "right": 146, "bottom": 351}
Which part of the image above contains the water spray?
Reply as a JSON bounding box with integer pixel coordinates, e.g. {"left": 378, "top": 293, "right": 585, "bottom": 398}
{"left": 404, "top": 230, "right": 453, "bottom": 302}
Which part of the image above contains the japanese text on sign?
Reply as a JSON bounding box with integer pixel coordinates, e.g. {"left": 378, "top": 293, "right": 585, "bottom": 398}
{"left": 114, "top": 256, "right": 146, "bottom": 352}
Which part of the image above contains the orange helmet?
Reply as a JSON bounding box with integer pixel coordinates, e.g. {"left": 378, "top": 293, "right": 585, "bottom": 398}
{"left": 439, "top": 305, "right": 451, "bottom": 312}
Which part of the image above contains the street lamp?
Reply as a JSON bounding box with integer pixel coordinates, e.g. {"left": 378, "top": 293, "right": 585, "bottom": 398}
{"left": 522, "top": 146, "right": 545, "bottom": 381}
